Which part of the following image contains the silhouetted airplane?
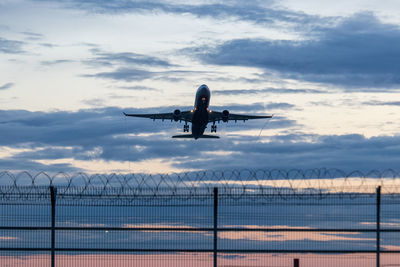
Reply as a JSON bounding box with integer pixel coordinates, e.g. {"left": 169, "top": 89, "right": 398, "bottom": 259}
{"left": 123, "top": 84, "right": 273, "bottom": 139}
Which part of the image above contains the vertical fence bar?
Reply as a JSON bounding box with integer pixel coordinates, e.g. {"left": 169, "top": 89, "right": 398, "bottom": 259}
{"left": 50, "top": 186, "right": 57, "bottom": 267}
{"left": 376, "top": 186, "right": 381, "bottom": 267}
{"left": 213, "top": 187, "right": 218, "bottom": 267}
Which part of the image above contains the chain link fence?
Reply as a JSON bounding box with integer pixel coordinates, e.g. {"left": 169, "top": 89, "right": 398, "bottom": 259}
{"left": 1, "top": 169, "right": 400, "bottom": 266}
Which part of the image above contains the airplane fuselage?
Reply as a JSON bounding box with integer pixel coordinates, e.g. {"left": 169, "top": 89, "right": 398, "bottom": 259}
{"left": 191, "top": 84, "right": 211, "bottom": 139}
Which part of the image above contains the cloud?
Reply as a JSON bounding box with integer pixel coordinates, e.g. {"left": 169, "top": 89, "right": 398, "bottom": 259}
{"left": 20, "top": 31, "right": 44, "bottom": 41}
{"left": 38, "top": 0, "right": 325, "bottom": 28}
{"left": 213, "top": 88, "right": 326, "bottom": 95}
{"left": 85, "top": 50, "right": 173, "bottom": 68}
{"left": 82, "top": 49, "right": 195, "bottom": 82}
{"left": 84, "top": 68, "right": 155, "bottom": 82}
{"left": 41, "top": 59, "right": 74, "bottom": 66}
{"left": 219, "top": 228, "right": 373, "bottom": 242}
{"left": 1, "top": 107, "right": 400, "bottom": 173}
{"left": 0, "top": 37, "right": 24, "bottom": 54}
{"left": 86, "top": 68, "right": 208, "bottom": 82}
{"left": 0, "top": 82, "right": 14, "bottom": 90}
{"left": 212, "top": 103, "right": 269, "bottom": 113}
{"left": 194, "top": 13, "right": 400, "bottom": 89}
{"left": 0, "top": 25, "right": 10, "bottom": 32}
{"left": 81, "top": 98, "right": 107, "bottom": 107}
{"left": 0, "top": 157, "right": 79, "bottom": 172}
{"left": 172, "top": 134, "right": 400, "bottom": 172}
{"left": 117, "top": 85, "right": 160, "bottom": 91}
{"left": 39, "top": 42, "right": 58, "bottom": 48}
{"left": 0, "top": 107, "right": 159, "bottom": 146}
{"left": 363, "top": 101, "right": 400, "bottom": 106}
{"left": 211, "top": 103, "right": 296, "bottom": 114}
{"left": 0, "top": 106, "right": 289, "bottom": 171}
{"left": 0, "top": 107, "right": 162, "bottom": 171}
{"left": 264, "top": 103, "right": 295, "bottom": 110}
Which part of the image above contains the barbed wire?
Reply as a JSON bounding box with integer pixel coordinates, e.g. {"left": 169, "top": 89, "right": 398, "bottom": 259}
{"left": 1, "top": 169, "right": 400, "bottom": 196}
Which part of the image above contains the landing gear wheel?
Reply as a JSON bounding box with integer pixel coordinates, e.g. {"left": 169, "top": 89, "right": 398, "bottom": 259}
{"left": 211, "top": 125, "right": 217, "bottom": 133}
{"left": 183, "top": 125, "right": 189, "bottom": 132}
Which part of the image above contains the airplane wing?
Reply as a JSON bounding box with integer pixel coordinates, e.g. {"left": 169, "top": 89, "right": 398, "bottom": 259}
{"left": 208, "top": 111, "right": 272, "bottom": 123}
{"left": 123, "top": 111, "right": 193, "bottom": 122}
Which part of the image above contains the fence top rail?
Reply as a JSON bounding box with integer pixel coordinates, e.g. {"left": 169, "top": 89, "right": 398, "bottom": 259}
{"left": 1, "top": 169, "right": 400, "bottom": 196}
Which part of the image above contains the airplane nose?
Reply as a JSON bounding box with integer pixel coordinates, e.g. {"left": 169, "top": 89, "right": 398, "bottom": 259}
{"left": 200, "top": 85, "right": 209, "bottom": 94}
{"left": 200, "top": 84, "right": 208, "bottom": 90}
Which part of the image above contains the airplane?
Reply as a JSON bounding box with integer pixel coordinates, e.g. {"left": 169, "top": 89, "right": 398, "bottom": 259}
{"left": 123, "top": 84, "right": 273, "bottom": 139}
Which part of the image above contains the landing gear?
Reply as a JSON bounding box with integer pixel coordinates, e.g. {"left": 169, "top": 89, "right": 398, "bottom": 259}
{"left": 211, "top": 124, "right": 217, "bottom": 133}
{"left": 183, "top": 124, "right": 189, "bottom": 132}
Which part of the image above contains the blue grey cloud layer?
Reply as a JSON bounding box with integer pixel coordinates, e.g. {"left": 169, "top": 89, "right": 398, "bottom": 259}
{"left": 1, "top": 108, "right": 400, "bottom": 172}
{"left": 194, "top": 13, "right": 400, "bottom": 88}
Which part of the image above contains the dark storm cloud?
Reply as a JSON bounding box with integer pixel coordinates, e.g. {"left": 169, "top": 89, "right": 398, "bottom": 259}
{"left": 195, "top": 13, "right": 400, "bottom": 89}
{"left": 0, "top": 82, "right": 14, "bottom": 90}
{"left": 0, "top": 37, "right": 24, "bottom": 54}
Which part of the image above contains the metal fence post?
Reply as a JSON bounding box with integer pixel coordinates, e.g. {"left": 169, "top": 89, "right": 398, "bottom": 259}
{"left": 213, "top": 187, "right": 218, "bottom": 267}
{"left": 376, "top": 186, "right": 381, "bottom": 267}
{"left": 50, "top": 186, "right": 57, "bottom": 267}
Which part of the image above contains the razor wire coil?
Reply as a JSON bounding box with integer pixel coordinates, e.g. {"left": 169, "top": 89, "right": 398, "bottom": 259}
{"left": 1, "top": 169, "right": 400, "bottom": 199}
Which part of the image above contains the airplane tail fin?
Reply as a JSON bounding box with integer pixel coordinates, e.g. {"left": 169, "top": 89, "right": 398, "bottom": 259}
{"left": 172, "top": 134, "right": 219, "bottom": 139}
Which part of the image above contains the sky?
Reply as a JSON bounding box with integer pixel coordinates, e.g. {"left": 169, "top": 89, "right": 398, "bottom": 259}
{"left": 1, "top": 0, "right": 400, "bottom": 174}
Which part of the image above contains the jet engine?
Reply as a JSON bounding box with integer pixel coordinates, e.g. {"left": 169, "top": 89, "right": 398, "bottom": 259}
{"left": 173, "top": 109, "right": 181, "bottom": 121}
{"left": 222, "top": 110, "right": 229, "bottom": 122}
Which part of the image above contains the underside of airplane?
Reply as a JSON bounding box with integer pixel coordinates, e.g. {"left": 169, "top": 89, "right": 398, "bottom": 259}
{"left": 123, "top": 84, "right": 273, "bottom": 139}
